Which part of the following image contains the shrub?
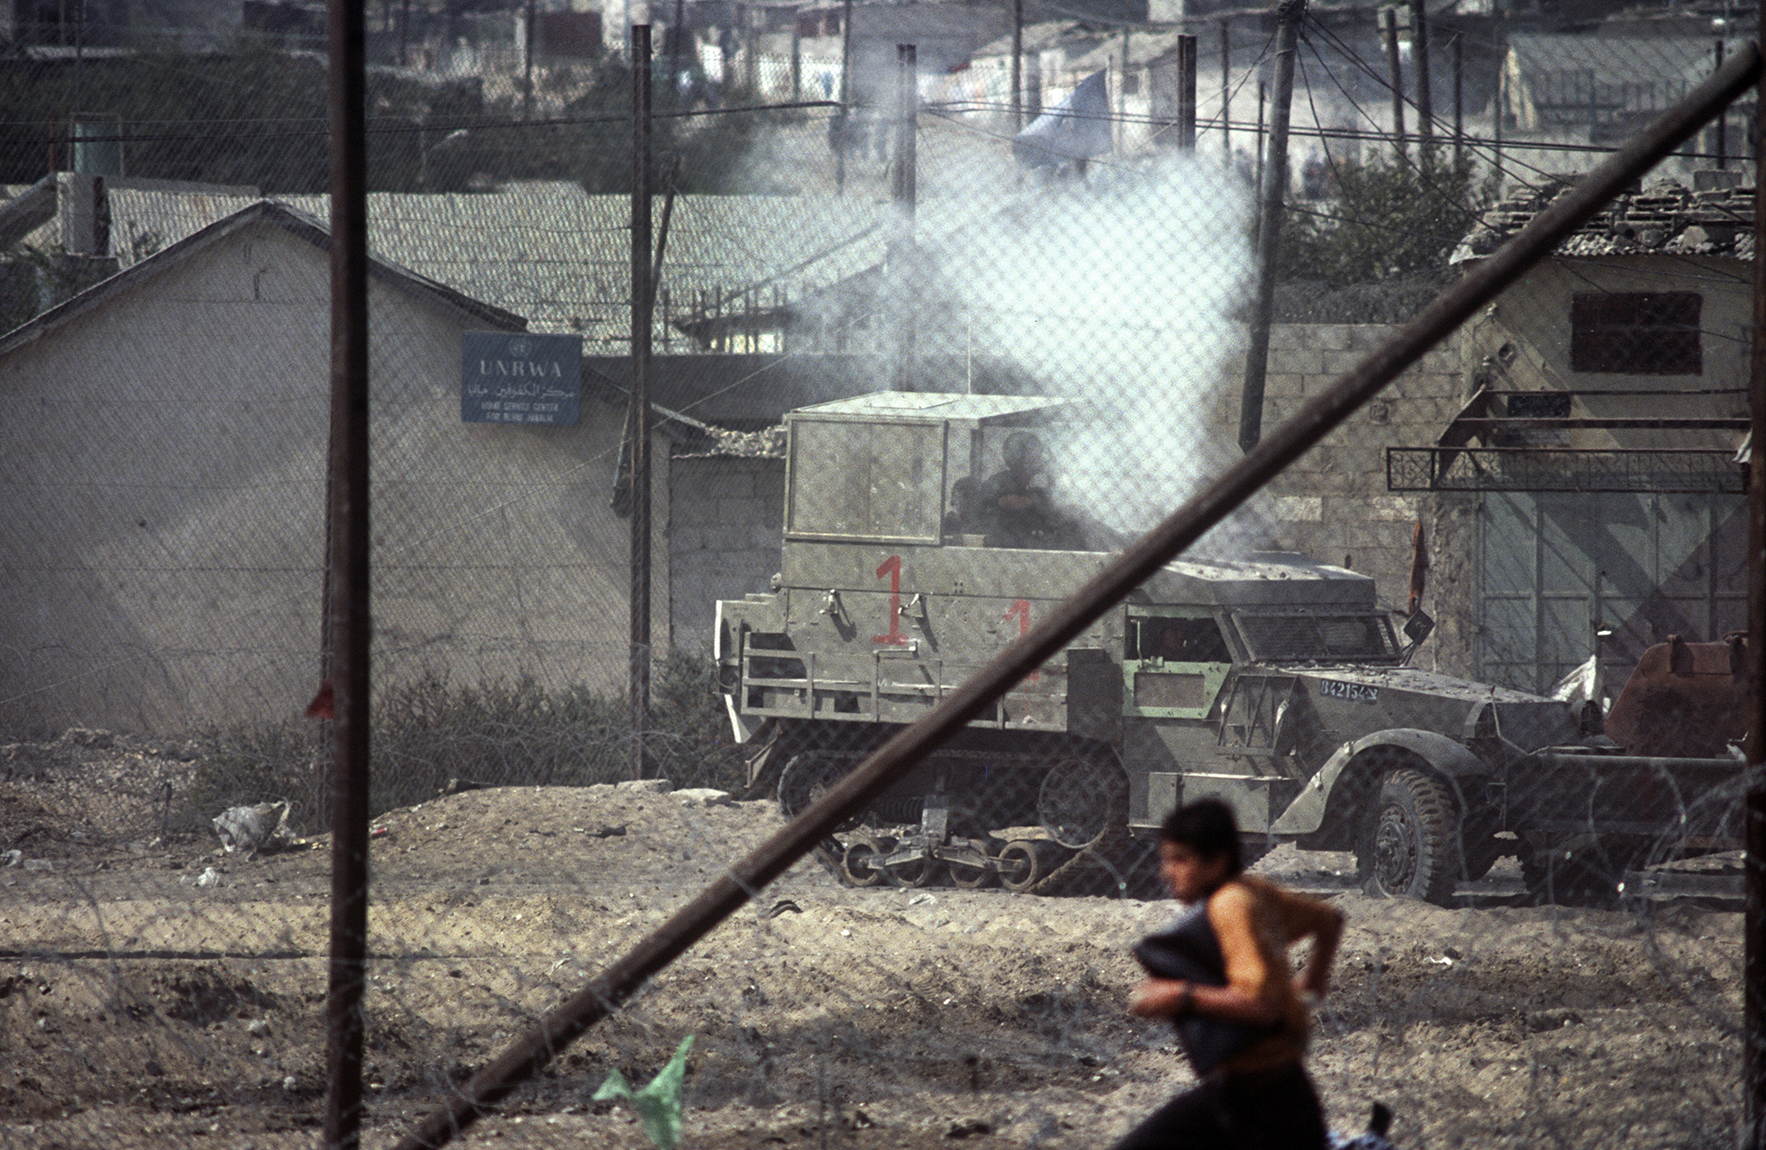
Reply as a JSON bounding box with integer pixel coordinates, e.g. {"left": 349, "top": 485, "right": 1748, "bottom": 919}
{"left": 175, "top": 650, "right": 745, "bottom": 838}
{"left": 1277, "top": 145, "right": 1485, "bottom": 288}
{"left": 170, "top": 721, "right": 327, "bottom": 838}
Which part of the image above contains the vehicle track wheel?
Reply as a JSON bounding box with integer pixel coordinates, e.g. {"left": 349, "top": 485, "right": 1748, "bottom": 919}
{"left": 840, "top": 836, "right": 887, "bottom": 887}
{"left": 947, "top": 857, "right": 994, "bottom": 889}
{"left": 997, "top": 840, "right": 1043, "bottom": 894}
{"left": 1357, "top": 767, "right": 1459, "bottom": 905}
{"left": 1037, "top": 756, "right": 1128, "bottom": 849}
{"left": 885, "top": 850, "right": 933, "bottom": 888}
{"left": 777, "top": 752, "right": 860, "bottom": 832}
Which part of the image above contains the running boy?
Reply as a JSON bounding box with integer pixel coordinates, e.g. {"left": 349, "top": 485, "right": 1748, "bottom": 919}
{"left": 1113, "top": 798, "right": 1345, "bottom": 1149}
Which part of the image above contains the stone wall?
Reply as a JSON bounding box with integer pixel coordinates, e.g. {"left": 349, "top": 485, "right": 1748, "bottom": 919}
{"left": 669, "top": 454, "right": 787, "bottom": 653}
{"left": 1216, "top": 323, "right": 1476, "bottom": 677}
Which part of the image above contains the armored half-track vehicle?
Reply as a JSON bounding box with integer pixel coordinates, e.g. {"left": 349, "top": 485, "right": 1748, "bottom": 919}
{"left": 714, "top": 393, "right": 1745, "bottom": 904}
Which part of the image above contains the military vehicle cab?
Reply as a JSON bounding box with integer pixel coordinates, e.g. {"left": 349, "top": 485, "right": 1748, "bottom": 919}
{"left": 716, "top": 392, "right": 1728, "bottom": 903}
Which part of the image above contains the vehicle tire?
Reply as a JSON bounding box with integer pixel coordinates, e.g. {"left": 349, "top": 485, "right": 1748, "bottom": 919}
{"left": 777, "top": 753, "right": 860, "bottom": 831}
{"left": 840, "top": 836, "right": 887, "bottom": 887}
{"left": 997, "top": 840, "right": 1044, "bottom": 893}
{"left": 1357, "top": 768, "right": 1460, "bottom": 905}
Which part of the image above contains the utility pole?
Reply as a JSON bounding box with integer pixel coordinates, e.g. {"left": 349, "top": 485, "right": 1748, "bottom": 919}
{"left": 1120, "top": 26, "right": 1131, "bottom": 152}
{"left": 673, "top": 0, "right": 687, "bottom": 88}
{"left": 1255, "top": 81, "right": 1265, "bottom": 200}
{"left": 791, "top": 17, "right": 802, "bottom": 99}
{"left": 1220, "top": 19, "right": 1231, "bottom": 158}
{"left": 1178, "top": 33, "right": 1197, "bottom": 150}
{"left": 836, "top": 0, "right": 853, "bottom": 191}
{"left": 628, "top": 24, "right": 653, "bottom": 782}
{"left": 1452, "top": 30, "right": 1464, "bottom": 168}
{"left": 1492, "top": 32, "right": 1503, "bottom": 186}
{"left": 1237, "top": 0, "right": 1304, "bottom": 453}
{"left": 890, "top": 43, "right": 917, "bottom": 388}
{"left": 523, "top": 0, "right": 537, "bottom": 120}
{"left": 743, "top": 5, "right": 756, "bottom": 90}
{"left": 320, "top": 0, "right": 370, "bottom": 1139}
{"left": 1717, "top": 37, "right": 1728, "bottom": 168}
{"left": 1383, "top": 6, "right": 1407, "bottom": 157}
{"left": 1411, "top": 0, "right": 1431, "bottom": 144}
{"left": 1012, "top": 0, "right": 1024, "bottom": 131}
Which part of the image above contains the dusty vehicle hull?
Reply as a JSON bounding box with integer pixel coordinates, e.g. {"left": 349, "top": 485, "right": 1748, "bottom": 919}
{"left": 715, "top": 393, "right": 1744, "bottom": 904}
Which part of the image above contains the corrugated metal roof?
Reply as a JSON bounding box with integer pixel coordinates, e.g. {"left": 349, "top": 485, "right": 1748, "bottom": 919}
{"left": 98, "top": 181, "right": 915, "bottom": 346}
{"left": 0, "top": 200, "right": 524, "bottom": 359}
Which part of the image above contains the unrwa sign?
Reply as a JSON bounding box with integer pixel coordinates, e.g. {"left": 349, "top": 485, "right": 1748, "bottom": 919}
{"left": 462, "top": 332, "right": 583, "bottom": 425}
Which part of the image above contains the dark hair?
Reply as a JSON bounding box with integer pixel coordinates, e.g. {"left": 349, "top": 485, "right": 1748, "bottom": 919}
{"left": 1160, "top": 798, "right": 1244, "bottom": 876}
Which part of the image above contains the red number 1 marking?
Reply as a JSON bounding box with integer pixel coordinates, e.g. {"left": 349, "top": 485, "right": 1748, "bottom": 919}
{"left": 1005, "top": 599, "right": 1039, "bottom": 682}
{"left": 873, "top": 555, "right": 908, "bottom": 644}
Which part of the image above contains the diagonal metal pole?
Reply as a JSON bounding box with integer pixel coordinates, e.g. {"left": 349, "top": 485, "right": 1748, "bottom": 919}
{"left": 390, "top": 42, "right": 1763, "bottom": 1150}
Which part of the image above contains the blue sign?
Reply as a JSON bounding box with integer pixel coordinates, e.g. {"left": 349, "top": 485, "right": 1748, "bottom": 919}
{"left": 462, "top": 332, "right": 582, "bottom": 425}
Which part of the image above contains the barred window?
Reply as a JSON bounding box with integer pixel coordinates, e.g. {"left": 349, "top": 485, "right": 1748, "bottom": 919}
{"left": 1235, "top": 613, "right": 1399, "bottom": 662}
{"left": 1570, "top": 291, "right": 1702, "bottom": 375}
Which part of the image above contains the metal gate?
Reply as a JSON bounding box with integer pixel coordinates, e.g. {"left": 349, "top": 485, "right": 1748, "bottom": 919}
{"left": 1478, "top": 489, "right": 1747, "bottom": 694}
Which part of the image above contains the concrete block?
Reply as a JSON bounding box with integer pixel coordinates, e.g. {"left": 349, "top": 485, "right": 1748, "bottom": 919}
{"left": 671, "top": 525, "right": 709, "bottom": 551}
{"left": 1260, "top": 371, "right": 1303, "bottom": 401}
{"left": 671, "top": 495, "right": 719, "bottom": 526}
{"left": 1356, "top": 495, "right": 1421, "bottom": 520}
{"left": 1345, "top": 324, "right": 1396, "bottom": 349}
{"left": 1272, "top": 347, "right": 1326, "bottom": 376}
{"left": 1265, "top": 326, "right": 1305, "bottom": 351}
{"left": 1270, "top": 495, "right": 1324, "bottom": 522}
{"left": 695, "top": 470, "right": 758, "bottom": 499}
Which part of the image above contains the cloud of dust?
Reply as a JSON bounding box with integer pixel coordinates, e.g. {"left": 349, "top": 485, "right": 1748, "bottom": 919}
{"left": 920, "top": 156, "right": 1259, "bottom": 549}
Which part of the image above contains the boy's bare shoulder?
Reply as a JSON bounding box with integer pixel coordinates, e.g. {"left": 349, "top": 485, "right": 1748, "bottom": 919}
{"left": 1232, "top": 874, "right": 1342, "bottom": 920}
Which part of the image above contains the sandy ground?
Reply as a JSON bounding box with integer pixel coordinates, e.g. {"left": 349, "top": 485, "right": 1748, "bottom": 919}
{"left": 0, "top": 733, "right": 1746, "bottom": 1149}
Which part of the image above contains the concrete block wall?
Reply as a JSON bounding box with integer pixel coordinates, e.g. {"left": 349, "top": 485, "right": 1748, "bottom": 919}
{"left": 669, "top": 454, "right": 787, "bottom": 652}
{"left": 1214, "top": 323, "right": 1473, "bottom": 676}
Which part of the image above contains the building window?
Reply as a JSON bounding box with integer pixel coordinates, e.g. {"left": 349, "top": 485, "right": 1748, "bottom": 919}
{"left": 1570, "top": 291, "right": 1702, "bottom": 375}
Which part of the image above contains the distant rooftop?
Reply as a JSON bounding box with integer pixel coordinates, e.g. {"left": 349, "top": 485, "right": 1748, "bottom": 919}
{"left": 1453, "top": 174, "right": 1756, "bottom": 263}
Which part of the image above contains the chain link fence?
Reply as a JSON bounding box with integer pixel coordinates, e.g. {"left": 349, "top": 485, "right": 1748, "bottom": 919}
{"left": 0, "top": 10, "right": 1755, "bottom": 1149}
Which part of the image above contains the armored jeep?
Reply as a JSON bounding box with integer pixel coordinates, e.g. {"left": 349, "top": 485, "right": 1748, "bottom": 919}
{"left": 714, "top": 393, "right": 1744, "bottom": 903}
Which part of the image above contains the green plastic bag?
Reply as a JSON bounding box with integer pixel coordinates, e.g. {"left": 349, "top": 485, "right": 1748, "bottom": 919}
{"left": 592, "top": 1035, "right": 695, "bottom": 1150}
